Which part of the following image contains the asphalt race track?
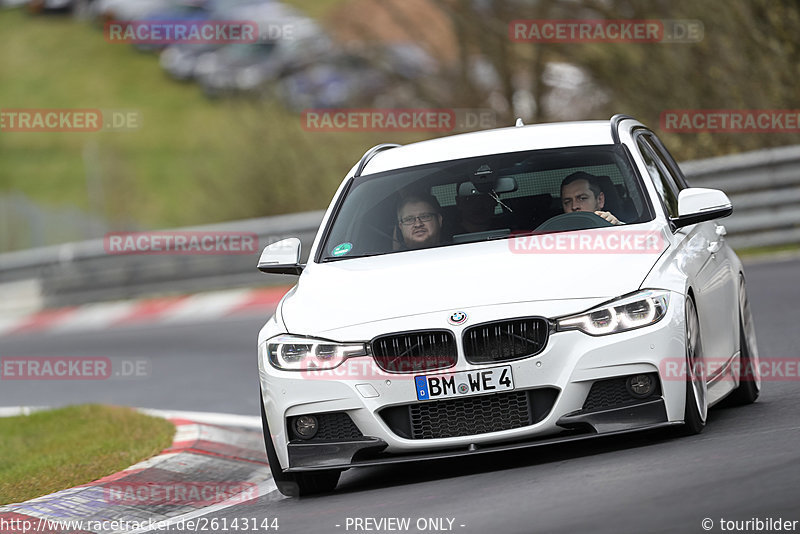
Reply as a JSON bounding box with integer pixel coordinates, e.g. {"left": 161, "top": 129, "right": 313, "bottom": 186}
{"left": 0, "top": 314, "right": 264, "bottom": 414}
{"left": 2, "top": 257, "right": 799, "bottom": 533}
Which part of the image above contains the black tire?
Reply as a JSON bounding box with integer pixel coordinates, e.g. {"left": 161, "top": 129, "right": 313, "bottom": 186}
{"left": 259, "top": 390, "right": 340, "bottom": 497}
{"left": 680, "top": 296, "right": 707, "bottom": 435}
{"left": 725, "top": 276, "right": 761, "bottom": 405}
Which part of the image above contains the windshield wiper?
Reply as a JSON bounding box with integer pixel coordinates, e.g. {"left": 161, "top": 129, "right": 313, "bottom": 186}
{"left": 322, "top": 253, "right": 384, "bottom": 263}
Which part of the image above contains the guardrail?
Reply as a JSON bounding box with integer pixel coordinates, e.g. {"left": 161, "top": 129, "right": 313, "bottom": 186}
{"left": 0, "top": 211, "right": 324, "bottom": 310}
{"left": 680, "top": 145, "right": 800, "bottom": 250}
{"left": 0, "top": 145, "right": 798, "bottom": 310}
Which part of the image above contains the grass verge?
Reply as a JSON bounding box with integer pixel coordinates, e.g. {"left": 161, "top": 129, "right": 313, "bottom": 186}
{"left": 0, "top": 7, "right": 396, "bottom": 235}
{"left": 0, "top": 404, "right": 175, "bottom": 505}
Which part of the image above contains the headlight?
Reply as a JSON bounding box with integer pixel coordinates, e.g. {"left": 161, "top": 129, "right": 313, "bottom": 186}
{"left": 556, "top": 290, "right": 670, "bottom": 336}
{"left": 266, "top": 334, "right": 368, "bottom": 371}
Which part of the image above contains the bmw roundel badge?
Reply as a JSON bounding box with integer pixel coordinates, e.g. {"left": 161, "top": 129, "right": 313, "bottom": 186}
{"left": 448, "top": 311, "right": 468, "bottom": 325}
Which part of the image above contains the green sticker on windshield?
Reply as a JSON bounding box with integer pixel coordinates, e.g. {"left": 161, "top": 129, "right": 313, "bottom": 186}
{"left": 331, "top": 242, "right": 353, "bottom": 257}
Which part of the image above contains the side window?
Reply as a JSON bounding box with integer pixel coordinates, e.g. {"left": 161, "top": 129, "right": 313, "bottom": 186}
{"left": 644, "top": 134, "right": 689, "bottom": 189}
{"left": 637, "top": 137, "right": 680, "bottom": 218}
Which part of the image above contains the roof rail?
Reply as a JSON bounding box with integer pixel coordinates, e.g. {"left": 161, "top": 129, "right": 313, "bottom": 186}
{"left": 354, "top": 143, "right": 401, "bottom": 177}
{"left": 610, "top": 114, "right": 637, "bottom": 144}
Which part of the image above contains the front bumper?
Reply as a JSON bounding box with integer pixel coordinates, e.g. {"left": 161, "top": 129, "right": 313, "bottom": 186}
{"left": 258, "top": 294, "right": 688, "bottom": 471}
{"left": 285, "top": 397, "right": 673, "bottom": 471}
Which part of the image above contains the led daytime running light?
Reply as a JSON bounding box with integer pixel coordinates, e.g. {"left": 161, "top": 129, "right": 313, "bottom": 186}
{"left": 556, "top": 291, "right": 670, "bottom": 336}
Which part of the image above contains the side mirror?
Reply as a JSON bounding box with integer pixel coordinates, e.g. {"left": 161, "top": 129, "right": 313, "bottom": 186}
{"left": 672, "top": 188, "right": 732, "bottom": 228}
{"left": 257, "top": 238, "right": 303, "bottom": 275}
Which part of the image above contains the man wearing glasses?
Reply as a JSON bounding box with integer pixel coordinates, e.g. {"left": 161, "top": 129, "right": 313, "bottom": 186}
{"left": 396, "top": 193, "right": 444, "bottom": 249}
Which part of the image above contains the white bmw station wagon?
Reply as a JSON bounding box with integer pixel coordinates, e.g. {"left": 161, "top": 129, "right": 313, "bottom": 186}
{"left": 256, "top": 115, "right": 760, "bottom": 496}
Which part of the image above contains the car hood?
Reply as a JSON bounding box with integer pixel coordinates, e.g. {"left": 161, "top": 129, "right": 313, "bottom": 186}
{"left": 281, "top": 229, "right": 668, "bottom": 335}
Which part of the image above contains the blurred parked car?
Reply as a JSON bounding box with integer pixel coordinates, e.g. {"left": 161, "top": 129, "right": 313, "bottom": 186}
{"left": 158, "top": 0, "right": 278, "bottom": 80}
{"left": 276, "top": 44, "right": 436, "bottom": 110}
{"left": 276, "top": 53, "right": 391, "bottom": 109}
{"left": 196, "top": 9, "right": 329, "bottom": 97}
{"left": 1, "top": 0, "right": 29, "bottom": 8}
{"left": 91, "top": 0, "right": 180, "bottom": 22}
{"left": 28, "top": 0, "right": 71, "bottom": 12}
{"left": 196, "top": 41, "right": 279, "bottom": 96}
{"left": 160, "top": 42, "right": 221, "bottom": 81}
{"left": 27, "top": 0, "right": 93, "bottom": 14}
{"left": 133, "top": 0, "right": 209, "bottom": 53}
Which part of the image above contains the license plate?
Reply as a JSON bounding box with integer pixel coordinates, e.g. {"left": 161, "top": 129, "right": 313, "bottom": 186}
{"left": 415, "top": 366, "right": 514, "bottom": 401}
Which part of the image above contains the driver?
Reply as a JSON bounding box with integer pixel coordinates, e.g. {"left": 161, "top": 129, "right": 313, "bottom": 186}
{"left": 560, "top": 172, "right": 623, "bottom": 225}
{"left": 396, "top": 193, "right": 444, "bottom": 249}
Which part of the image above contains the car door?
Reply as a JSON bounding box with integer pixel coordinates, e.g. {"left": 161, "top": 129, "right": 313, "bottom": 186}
{"left": 646, "top": 134, "right": 739, "bottom": 363}
{"left": 635, "top": 134, "right": 737, "bottom": 387}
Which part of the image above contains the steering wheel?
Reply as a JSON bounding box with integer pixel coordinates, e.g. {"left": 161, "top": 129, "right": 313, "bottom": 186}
{"left": 534, "top": 211, "right": 615, "bottom": 232}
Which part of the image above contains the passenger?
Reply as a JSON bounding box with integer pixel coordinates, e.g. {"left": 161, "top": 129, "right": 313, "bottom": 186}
{"left": 453, "top": 193, "right": 498, "bottom": 234}
{"left": 560, "top": 171, "right": 623, "bottom": 225}
{"left": 396, "top": 193, "right": 444, "bottom": 249}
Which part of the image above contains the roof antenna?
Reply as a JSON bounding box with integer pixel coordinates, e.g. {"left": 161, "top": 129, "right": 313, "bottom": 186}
{"left": 515, "top": 118, "right": 524, "bottom": 127}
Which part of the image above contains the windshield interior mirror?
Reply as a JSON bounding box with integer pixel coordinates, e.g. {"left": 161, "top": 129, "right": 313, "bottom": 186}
{"left": 257, "top": 237, "right": 303, "bottom": 275}
{"left": 672, "top": 188, "right": 732, "bottom": 228}
{"left": 457, "top": 176, "right": 517, "bottom": 197}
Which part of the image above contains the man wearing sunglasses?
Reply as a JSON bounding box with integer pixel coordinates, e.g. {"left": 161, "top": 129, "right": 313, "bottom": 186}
{"left": 396, "top": 193, "right": 444, "bottom": 249}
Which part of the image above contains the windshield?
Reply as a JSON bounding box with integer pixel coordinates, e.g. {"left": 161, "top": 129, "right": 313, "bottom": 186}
{"left": 319, "top": 145, "right": 652, "bottom": 261}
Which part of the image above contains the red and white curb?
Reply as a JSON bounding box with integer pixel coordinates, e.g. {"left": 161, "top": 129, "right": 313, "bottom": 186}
{"left": 0, "top": 286, "right": 289, "bottom": 339}
{"left": 0, "top": 408, "right": 281, "bottom": 534}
